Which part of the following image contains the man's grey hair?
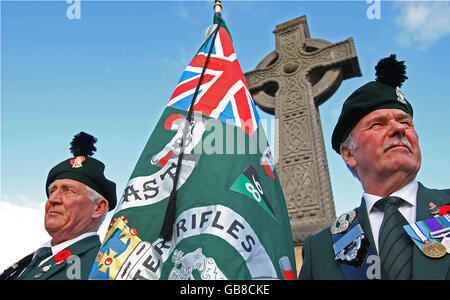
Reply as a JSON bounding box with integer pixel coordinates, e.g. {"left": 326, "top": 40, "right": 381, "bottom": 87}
{"left": 85, "top": 185, "right": 108, "bottom": 223}
{"left": 85, "top": 185, "right": 105, "bottom": 203}
{"left": 340, "top": 133, "right": 358, "bottom": 178}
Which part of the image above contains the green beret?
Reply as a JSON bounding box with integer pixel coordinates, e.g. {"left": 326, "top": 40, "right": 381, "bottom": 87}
{"left": 45, "top": 132, "right": 117, "bottom": 211}
{"left": 331, "top": 54, "right": 413, "bottom": 154}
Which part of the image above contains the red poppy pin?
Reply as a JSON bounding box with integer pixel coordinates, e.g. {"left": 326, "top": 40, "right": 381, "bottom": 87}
{"left": 438, "top": 205, "right": 450, "bottom": 216}
{"left": 54, "top": 249, "right": 72, "bottom": 264}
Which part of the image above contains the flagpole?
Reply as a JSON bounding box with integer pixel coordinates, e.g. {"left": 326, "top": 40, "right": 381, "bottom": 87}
{"left": 159, "top": 15, "right": 223, "bottom": 242}
{"left": 213, "top": 0, "right": 222, "bottom": 25}
{"left": 214, "top": 0, "right": 222, "bottom": 16}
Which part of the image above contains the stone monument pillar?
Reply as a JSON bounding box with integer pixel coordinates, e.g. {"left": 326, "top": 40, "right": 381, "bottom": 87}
{"left": 245, "top": 16, "right": 361, "bottom": 245}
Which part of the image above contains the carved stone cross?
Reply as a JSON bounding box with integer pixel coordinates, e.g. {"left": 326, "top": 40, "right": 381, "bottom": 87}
{"left": 245, "top": 16, "right": 361, "bottom": 244}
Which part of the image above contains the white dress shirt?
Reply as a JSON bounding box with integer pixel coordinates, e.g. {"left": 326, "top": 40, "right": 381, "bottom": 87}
{"left": 363, "top": 180, "right": 418, "bottom": 252}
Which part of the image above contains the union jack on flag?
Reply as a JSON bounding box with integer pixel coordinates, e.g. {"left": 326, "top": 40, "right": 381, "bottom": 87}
{"left": 167, "top": 26, "right": 260, "bottom": 136}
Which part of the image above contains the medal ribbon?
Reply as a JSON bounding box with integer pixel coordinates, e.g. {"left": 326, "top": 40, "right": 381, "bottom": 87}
{"left": 403, "top": 215, "right": 450, "bottom": 248}
{"left": 425, "top": 218, "right": 443, "bottom": 237}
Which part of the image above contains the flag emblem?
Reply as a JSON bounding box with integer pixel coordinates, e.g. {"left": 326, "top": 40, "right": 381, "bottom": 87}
{"left": 230, "top": 163, "right": 278, "bottom": 221}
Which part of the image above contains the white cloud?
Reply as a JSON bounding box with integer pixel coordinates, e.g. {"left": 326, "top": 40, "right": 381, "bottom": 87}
{"left": 175, "top": 4, "right": 190, "bottom": 22}
{"left": 0, "top": 201, "right": 50, "bottom": 272}
{"left": 174, "top": 1, "right": 205, "bottom": 25}
{"left": 395, "top": 1, "right": 450, "bottom": 50}
{"left": 98, "top": 211, "right": 114, "bottom": 241}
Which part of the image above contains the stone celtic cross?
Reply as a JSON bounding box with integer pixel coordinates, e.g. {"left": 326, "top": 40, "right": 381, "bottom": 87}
{"left": 245, "top": 16, "right": 361, "bottom": 244}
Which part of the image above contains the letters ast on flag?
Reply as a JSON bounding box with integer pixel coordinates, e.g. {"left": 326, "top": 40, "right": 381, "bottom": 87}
{"left": 89, "top": 19, "right": 296, "bottom": 280}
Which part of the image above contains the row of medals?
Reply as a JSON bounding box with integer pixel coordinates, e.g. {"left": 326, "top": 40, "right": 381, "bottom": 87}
{"left": 423, "top": 204, "right": 449, "bottom": 259}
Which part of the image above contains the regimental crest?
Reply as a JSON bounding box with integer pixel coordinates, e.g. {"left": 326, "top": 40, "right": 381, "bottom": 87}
{"left": 151, "top": 113, "right": 206, "bottom": 168}
{"left": 169, "top": 248, "right": 227, "bottom": 280}
{"left": 396, "top": 86, "right": 406, "bottom": 104}
{"left": 331, "top": 210, "right": 357, "bottom": 235}
{"left": 70, "top": 155, "right": 85, "bottom": 168}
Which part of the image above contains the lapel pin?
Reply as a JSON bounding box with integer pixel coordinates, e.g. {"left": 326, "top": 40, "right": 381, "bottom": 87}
{"left": 429, "top": 202, "right": 439, "bottom": 215}
{"left": 42, "top": 264, "right": 52, "bottom": 272}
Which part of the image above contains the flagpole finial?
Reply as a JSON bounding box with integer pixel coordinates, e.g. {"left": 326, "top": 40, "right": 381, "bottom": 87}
{"left": 214, "top": 0, "right": 222, "bottom": 14}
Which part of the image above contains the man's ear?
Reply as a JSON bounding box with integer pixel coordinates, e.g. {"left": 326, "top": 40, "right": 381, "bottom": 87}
{"left": 340, "top": 145, "right": 358, "bottom": 169}
{"left": 92, "top": 199, "right": 109, "bottom": 220}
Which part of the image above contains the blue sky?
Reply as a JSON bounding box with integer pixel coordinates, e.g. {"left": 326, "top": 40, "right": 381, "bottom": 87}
{"left": 1, "top": 0, "right": 449, "bottom": 269}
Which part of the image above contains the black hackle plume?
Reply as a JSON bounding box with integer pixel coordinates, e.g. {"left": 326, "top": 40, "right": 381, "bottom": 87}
{"left": 70, "top": 132, "right": 97, "bottom": 157}
{"left": 375, "top": 54, "right": 408, "bottom": 88}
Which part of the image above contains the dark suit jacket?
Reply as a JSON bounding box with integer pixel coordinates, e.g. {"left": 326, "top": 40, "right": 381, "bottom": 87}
{"left": 0, "top": 235, "right": 101, "bottom": 280}
{"left": 299, "top": 183, "right": 450, "bottom": 280}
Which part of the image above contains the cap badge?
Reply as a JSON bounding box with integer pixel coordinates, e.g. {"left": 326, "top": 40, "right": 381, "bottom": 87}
{"left": 396, "top": 86, "right": 406, "bottom": 104}
{"left": 70, "top": 155, "right": 85, "bottom": 168}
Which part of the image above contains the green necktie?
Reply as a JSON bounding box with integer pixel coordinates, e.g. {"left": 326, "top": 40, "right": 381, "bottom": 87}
{"left": 376, "top": 196, "right": 413, "bottom": 280}
{"left": 18, "top": 247, "right": 52, "bottom": 279}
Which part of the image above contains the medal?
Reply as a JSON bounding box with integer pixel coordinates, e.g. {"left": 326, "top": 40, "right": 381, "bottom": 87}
{"left": 422, "top": 241, "right": 447, "bottom": 258}
{"left": 428, "top": 214, "right": 450, "bottom": 255}
{"left": 404, "top": 215, "right": 450, "bottom": 258}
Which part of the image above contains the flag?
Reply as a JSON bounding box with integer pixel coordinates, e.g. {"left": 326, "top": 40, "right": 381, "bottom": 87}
{"left": 167, "top": 23, "right": 260, "bottom": 136}
{"left": 89, "top": 18, "right": 296, "bottom": 280}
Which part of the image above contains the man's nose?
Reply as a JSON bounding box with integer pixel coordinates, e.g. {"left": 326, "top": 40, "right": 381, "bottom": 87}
{"left": 48, "top": 189, "right": 63, "bottom": 203}
{"left": 389, "top": 120, "right": 406, "bottom": 137}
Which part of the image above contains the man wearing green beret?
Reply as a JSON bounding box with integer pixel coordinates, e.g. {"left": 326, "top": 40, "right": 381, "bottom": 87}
{"left": 0, "top": 132, "right": 117, "bottom": 280}
{"left": 299, "top": 55, "right": 450, "bottom": 280}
